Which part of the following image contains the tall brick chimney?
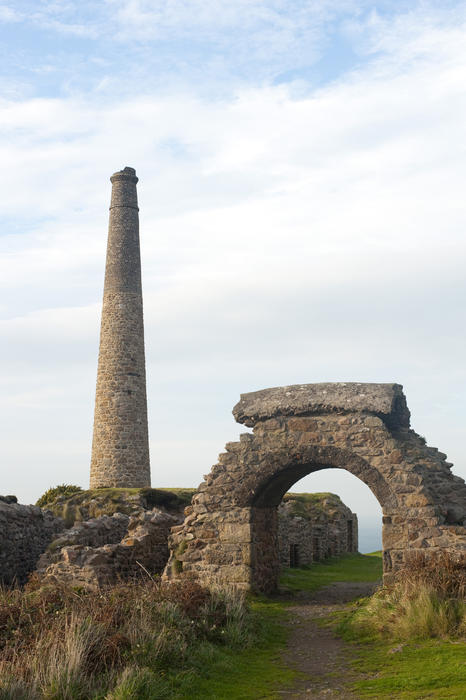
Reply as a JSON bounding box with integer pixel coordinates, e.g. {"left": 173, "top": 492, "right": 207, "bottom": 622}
{"left": 90, "top": 167, "right": 151, "bottom": 488}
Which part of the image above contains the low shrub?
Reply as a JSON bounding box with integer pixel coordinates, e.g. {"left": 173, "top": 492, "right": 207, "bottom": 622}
{"left": 397, "top": 549, "right": 465, "bottom": 599}
{"left": 0, "top": 576, "right": 251, "bottom": 699}
{"left": 36, "top": 484, "right": 83, "bottom": 509}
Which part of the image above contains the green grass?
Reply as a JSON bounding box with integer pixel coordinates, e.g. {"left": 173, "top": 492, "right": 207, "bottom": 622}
{"left": 333, "top": 552, "right": 466, "bottom": 699}
{"left": 280, "top": 552, "right": 466, "bottom": 699}
{"left": 171, "top": 599, "right": 296, "bottom": 699}
{"left": 346, "top": 635, "right": 466, "bottom": 698}
{"left": 279, "top": 551, "right": 383, "bottom": 593}
{"left": 282, "top": 491, "right": 348, "bottom": 519}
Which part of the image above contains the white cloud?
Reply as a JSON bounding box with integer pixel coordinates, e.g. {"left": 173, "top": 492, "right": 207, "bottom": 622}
{"left": 1, "top": 5, "right": 466, "bottom": 517}
{"left": 0, "top": 5, "right": 21, "bottom": 22}
{"left": 106, "top": 0, "right": 347, "bottom": 38}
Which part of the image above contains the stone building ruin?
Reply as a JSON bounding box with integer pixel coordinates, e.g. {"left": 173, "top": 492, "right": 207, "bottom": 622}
{"left": 85, "top": 171, "right": 465, "bottom": 594}
{"left": 6, "top": 169, "right": 466, "bottom": 594}
{"left": 165, "top": 382, "right": 466, "bottom": 593}
{"left": 278, "top": 493, "right": 358, "bottom": 568}
{"left": 0, "top": 489, "right": 358, "bottom": 588}
{"left": 1, "top": 168, "right": 361, "bottom": 590}
{"left": 0, "top": 499, "right": 65, "bottom": 585}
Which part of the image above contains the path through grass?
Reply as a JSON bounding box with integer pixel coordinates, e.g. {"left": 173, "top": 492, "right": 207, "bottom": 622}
{"left": 279, "top": 551, "right": 382, "bottom": 593}
{"left": 279, "top": 552, "right": 466, "bottom": 699}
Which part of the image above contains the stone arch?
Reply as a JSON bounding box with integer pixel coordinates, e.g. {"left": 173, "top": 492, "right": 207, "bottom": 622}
{"left": 166, "top": 383, "right": 466, "bottom": 592}
{"left": 244, "top": 445, "right": 397, "bottom": 509}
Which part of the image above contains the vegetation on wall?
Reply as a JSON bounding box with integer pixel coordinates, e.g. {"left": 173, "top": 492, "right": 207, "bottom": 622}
{"left": 36, "top": 484, "right": 83, "bottom": 509}
{"left": 282, "top": 491, "right": 350, "bottom": 520}
{"left": 35, "top": 486, "right": 196, "bottom": 527}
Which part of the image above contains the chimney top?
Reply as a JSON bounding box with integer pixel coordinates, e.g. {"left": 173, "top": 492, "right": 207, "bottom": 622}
{"left": 110, "top": 166, "right": 138, "bottom": 184}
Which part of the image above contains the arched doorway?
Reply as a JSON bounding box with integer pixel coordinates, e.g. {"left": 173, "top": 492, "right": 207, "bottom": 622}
{"left": 247, "top": 444, "right": 397, "bottom": 592}
{"left": 165, "top": 383, "right": 466, "bottom": 592}
{"left": 285, "top": 467, "right": 382, "bottom": 555}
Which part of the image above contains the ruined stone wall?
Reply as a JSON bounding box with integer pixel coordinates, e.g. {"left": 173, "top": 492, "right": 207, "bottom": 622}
{"left": 38, "top": 509, "right": 176, "bottom": 589}
{"left": 278, "top": 494, "right": 358, "bottom": 568}
{"left": 37, "top": 512, "right": 130, "bottom": 571}
{"left": 34, "top": 490, "right": 359, "bottom": 588}
{"left": 278, "top": 509, "right": 313, "bottom": 567}
{"left": 165, "top": 383, "right": 466, "bottom": 593}
{"left": 0, "top": 501, "right": 65, "bottom": 585}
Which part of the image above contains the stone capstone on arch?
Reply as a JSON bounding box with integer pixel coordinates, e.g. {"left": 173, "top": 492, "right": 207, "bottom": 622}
{"left": 165, "top": 383, "right": 466, "bottom": 593}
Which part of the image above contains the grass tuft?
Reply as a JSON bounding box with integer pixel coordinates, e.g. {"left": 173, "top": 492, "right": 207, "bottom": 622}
{"left": 340, "top": 551, "right": 466, "bottom": 642}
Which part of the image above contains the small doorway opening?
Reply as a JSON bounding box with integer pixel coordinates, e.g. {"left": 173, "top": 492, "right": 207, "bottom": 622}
{"left": 313, "top": 537, "right": 320, "bottom": 561}
{"left": 289, "top": 544, "right": 300, "bottom": 568}
{"left": 347, "top": 519, "right": 354, "bottom": 551}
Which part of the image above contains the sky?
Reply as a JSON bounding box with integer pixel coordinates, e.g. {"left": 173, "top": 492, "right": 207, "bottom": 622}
{"left": 1, "top": 0, "right": 466, "bottom": 553}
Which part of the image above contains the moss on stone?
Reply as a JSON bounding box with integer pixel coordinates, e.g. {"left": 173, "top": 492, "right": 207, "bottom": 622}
{"left": 173, "top": 559, "right": 183, "bottom": 574}
{"left": 141, "top": 488, "right": 196, "bottom": 509}
{"left": 175, "top": 540, "right": 188, "bottom": 557}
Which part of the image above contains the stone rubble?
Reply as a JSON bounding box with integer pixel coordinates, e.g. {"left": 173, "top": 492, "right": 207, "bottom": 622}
{"left": 37, "top": 508, "right": 177, "bottom": 589}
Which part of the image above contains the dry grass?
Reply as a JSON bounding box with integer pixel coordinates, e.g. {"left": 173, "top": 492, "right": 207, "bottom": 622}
{"left": 0, "top": 575, "right": 250, "bottom": 699}
{"left": 397, "top": 550, "right": 466, "bottom": 599}
{"left": 343, "top": 551, "right": 466, "bottom": 641}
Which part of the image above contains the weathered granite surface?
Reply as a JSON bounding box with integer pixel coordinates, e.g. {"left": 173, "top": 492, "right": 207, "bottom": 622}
{"left": 37, "top": 512, "right": 130, "bottom": 570}
{"left": 0, "top": 501, "right": 65, "bottom": 585}
{"left": 233, "top": 382, "right": 410, "bottom": 428}
{"left": 165, "top": 383, "right": 466, "bottom": 593}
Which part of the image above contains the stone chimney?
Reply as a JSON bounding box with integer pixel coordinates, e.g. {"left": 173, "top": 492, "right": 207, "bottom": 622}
{"left": 90, "top": 167, "right": 151, "bottom": 488}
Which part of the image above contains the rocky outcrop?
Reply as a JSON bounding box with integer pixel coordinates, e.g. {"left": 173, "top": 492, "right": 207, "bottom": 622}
{"left": 37, "top": 512, "right": 131, "bottom": 570}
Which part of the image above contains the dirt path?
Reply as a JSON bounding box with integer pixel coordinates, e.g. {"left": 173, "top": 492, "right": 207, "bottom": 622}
{"left": 278, "top": 582, "right": 379, "bottom": 699}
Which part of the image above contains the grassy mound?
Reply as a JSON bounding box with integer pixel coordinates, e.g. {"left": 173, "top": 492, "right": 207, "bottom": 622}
{"left": 282, "top": 491, "right": 351, "bottom": 519}
{"left": 37, "top": 487, "right": 197, "bottom": 527}
{"left": 333, "top": 552, "right": 466, "bottom": 698}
